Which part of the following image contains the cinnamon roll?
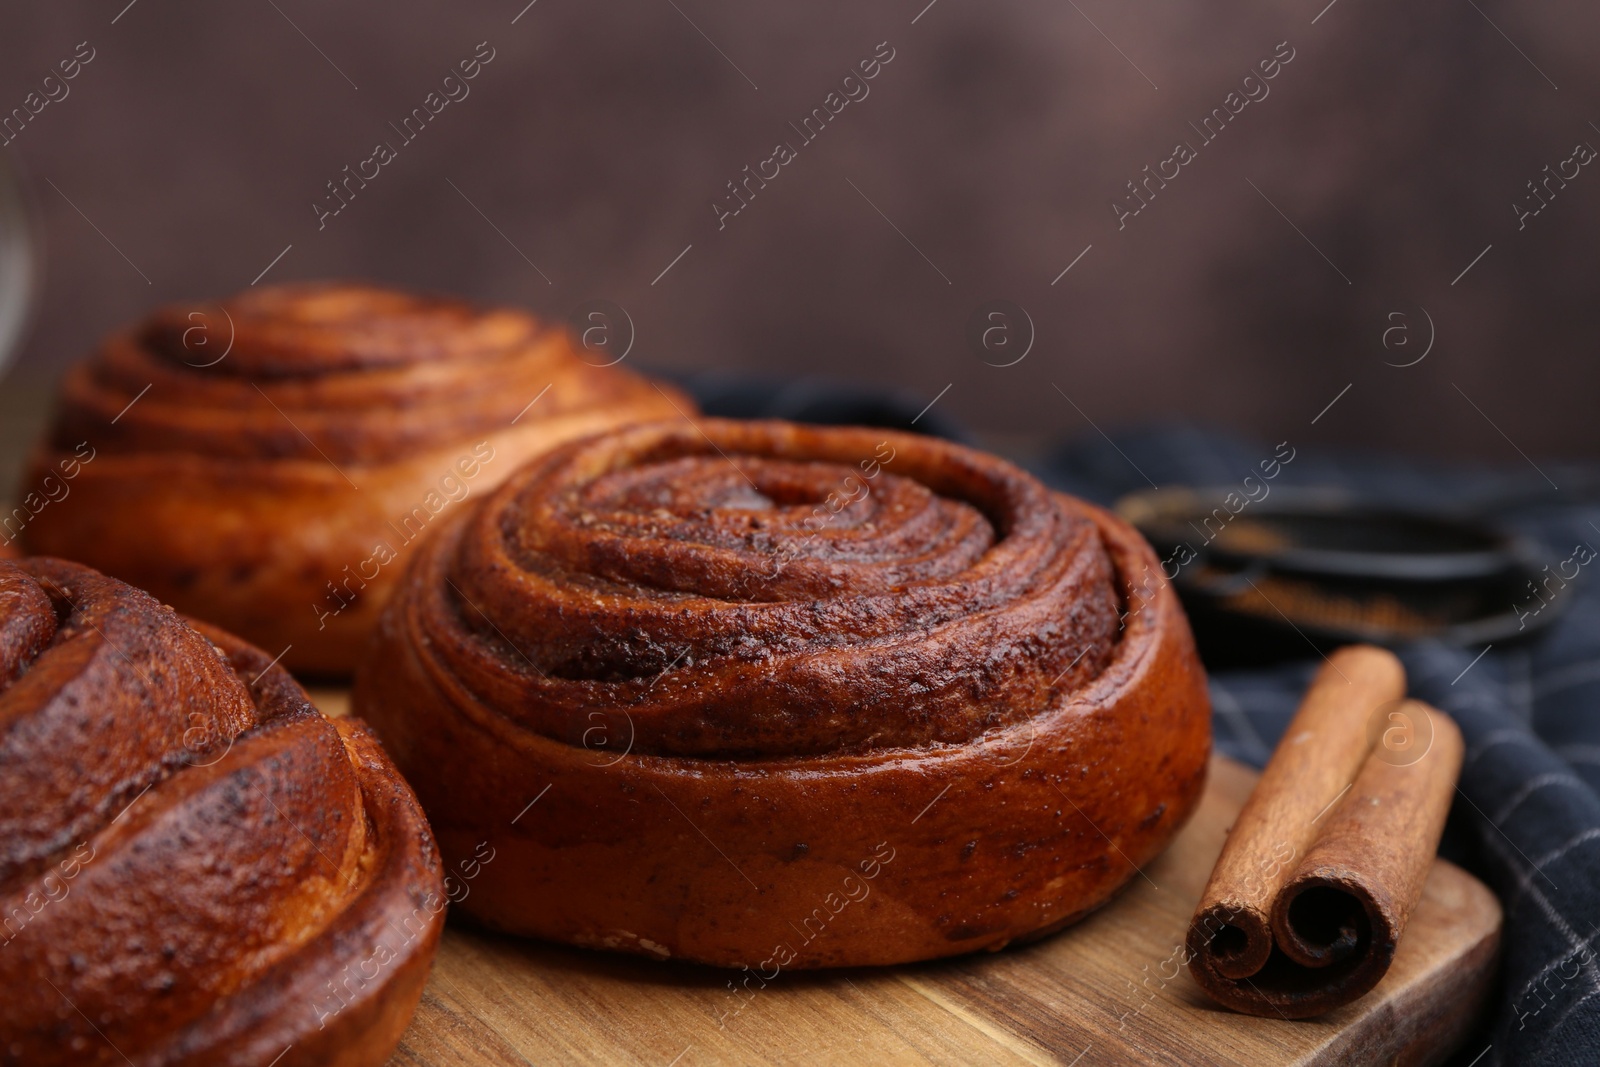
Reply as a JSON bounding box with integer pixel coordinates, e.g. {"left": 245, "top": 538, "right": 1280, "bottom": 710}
{"left": 354, "top": 419, "right": 1211, "bottom": 968}
{"left": 20, "top": 282, "right": 691, "bottom": 675}
{"left": 0, "top": 556, "right": 444, "bottom": 1067}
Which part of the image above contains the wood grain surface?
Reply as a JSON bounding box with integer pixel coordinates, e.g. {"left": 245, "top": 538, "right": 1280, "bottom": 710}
{"left": 303, "top": 689, "right": 1501, "bottom": 1067}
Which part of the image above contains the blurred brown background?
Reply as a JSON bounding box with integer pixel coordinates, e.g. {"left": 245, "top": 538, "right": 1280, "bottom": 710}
{"left": 1, "top": 0, "right": 1597, "bottom": 494}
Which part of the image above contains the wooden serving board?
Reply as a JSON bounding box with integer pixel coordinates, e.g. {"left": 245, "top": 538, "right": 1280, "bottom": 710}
{"left": 307, "top": 690, "right": 1500, "bottom": 1067}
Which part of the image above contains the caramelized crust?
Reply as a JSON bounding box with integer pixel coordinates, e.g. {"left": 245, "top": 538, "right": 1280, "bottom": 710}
{"left": 20, "top": 282, "right": 691, "bottom": 675}
{"left": 354, "top": 420, "right": 1212, "bottom": 967}
{"left": 0, "top": 558, "right": 444, "bottom": 1067}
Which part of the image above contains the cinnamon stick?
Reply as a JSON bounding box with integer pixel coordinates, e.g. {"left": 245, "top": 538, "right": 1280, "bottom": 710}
{"left": 1187, "top": 646, "right": 1464, "bottom": 1017}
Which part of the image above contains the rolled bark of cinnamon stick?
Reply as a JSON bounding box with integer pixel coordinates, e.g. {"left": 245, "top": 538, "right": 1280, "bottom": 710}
{"left": 1186, "top": 645, "right": 1464, "bottom": 1018}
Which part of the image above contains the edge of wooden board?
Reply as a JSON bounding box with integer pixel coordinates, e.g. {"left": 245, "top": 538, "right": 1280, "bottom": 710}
{"left": 304, "top": 690, "right": 1503, "bottom": 1067}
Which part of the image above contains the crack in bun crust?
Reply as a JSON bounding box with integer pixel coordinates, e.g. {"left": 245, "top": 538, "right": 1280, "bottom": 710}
{"left": 0, "top": 557, "right": 445, "bottom": 1067}
{"left": 354, "top": 419, "right": 1212, "bottom": 968}
{"left": 19, "top": 281, "right": 693, "bottom": 676}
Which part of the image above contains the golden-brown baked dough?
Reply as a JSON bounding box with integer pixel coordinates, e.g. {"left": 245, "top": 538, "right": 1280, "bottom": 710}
{"left": 0, "top": 557, "right": 444, "bottom": 1066}
{"left": 354, "top": 419, "right": 1211, "bottom": 968}
{"left": 20, "top": 282, "right": 692, "bottom": 675}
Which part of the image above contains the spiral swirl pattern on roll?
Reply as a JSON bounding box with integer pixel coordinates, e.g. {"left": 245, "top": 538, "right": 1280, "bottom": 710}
{"left": 357, "top": 420, "right": 1212, "bottom": 968}
{"left": 0, "top": 558, "right": 444, "bottom": 1067}
{"left": 21, "top": 282, "right": 690, "bottom": 675}
{"left": 409, "top": 420, "right": 1120, "bottom": 753}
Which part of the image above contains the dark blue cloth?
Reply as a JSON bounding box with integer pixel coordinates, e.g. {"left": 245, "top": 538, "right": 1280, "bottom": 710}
{"left": 1042, "top": 426, "right": 1600, "bottom": 1067}
{"left": 684, "top": 378, "right": 1600, "bottom": 1067}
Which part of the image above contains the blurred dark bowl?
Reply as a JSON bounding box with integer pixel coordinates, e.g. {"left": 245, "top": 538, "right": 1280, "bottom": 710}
{"left": 1116, "top": 486, "right": 1566, "bottom": 668}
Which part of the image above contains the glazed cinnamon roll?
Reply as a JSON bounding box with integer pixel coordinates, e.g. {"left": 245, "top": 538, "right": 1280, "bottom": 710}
{"left": 20, "top": 282, "right": 690, "bottom": 675}
{"left": 355, "top": 419, "right": 1211, "bottom": 967}
{"left": 0, "top": 557, "right": 444, "bottom": 1066}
